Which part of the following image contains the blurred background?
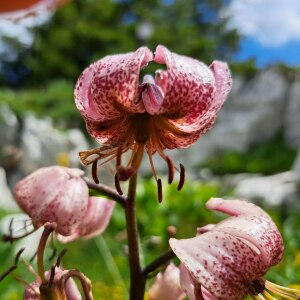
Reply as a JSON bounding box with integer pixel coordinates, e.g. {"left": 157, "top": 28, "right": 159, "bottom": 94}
{"left": 0, "top": 0, "right": 300, "bottom": 299}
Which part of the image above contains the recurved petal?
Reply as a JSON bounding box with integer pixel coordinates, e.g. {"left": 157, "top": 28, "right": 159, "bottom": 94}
{"left": 170, "top": 231, "right": 266, "bottom": 300}
{"left": 148, "top": 263, "right": 185, "bottom": 300}
{"left": 57, "top": 197, "right": 115, "bottom": 243}
{"left": 75, "top": 47, "right": 153, "bottom": 123}
{"left": 206, "top": 199, "right": 284, "bottom": 267}
{"left": 206, "top": 198, "right": 270, "bottom": 218}
{"left": 37, "top": 173, "right": 89, "bottom": 236}
{"left": 209, "top": 61, "right": 232, "bottom": 110}
{"left": 180, "top": 264, "right": 198, "bottom": 300}
{"left": 14, "top": 166, "right": 81, "bottom": 222}
{"left": 85, "top": 116, "right": 132, "bottom": 146}
{"left": 212, "top": 215, "right": 284, "bottom": 267}
{"left": 154, "top": 45, "right": 216, "bottom": 119}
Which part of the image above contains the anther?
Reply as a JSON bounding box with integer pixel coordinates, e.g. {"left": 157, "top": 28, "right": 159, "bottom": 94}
{"left": 115, "top": 173, "right": 123, "bottom": 195}
{"left": 177, "top": 163, "right": 185, "bottom": 191}
{"left": 91, "top": 160, "right": 99, "bottom": 184}
{"left": 117, "top": 166, "right": 136, "bottom": 181}
{"left": 157, "top": 178, "right": 163, "bottom": 203}
{"left": 55, "top": 248, "right": 67, "bottom": 268}
{"left": 166, "top": 156, "right": 175, "bottom": 184}
{"left": 0, "top": 248, "right": 25, "bottom": 282}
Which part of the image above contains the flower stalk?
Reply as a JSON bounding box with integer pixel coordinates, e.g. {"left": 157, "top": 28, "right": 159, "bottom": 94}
{"left": 125, "top": 144, "right": 146, "bottom": 300}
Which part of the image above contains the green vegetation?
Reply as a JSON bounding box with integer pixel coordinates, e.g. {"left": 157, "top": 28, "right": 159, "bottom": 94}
{"left": 0, "top": 80, "right": 82, "bottom": 128}
{"left": 202, "top": 133, "right": 297, "bottom": 175}
{"left": 0, "top": 178, "right": 299, "bottom": 299}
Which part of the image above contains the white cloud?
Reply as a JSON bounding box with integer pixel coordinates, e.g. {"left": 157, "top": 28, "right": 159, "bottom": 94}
{"left": 222, "top": 0, "right": 300, "bottom": 46}
{"left": 0, "top": 11, "right": 52, "bottom": 62}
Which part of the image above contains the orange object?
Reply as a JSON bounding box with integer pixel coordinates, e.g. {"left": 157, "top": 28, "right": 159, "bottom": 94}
{"left": 0, "top": 0, "right": 43, "bottom": 13}
{"left": 0, "top": 0, "right": 70, "bottom": 19}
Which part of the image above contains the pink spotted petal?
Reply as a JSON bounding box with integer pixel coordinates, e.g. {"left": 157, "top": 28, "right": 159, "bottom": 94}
{"left": 14, "top": 166, "right": 89, "bottom": 237}
{"left": 141, "top": 75, "right": 165, "bottom": 115}
{"left": 75, "top": 47, "right": 153, "bottom": 123}
{"left": 85, "top": 116, "right": 132, "bottom": 145}
{"left": 207, "top": 199, "right": 284, "bottom": 266}
{"left": 154, "top": 45, "right": 216, "bottom": 119}
{"left": 57, "top": 197, "right": 115, "bottom": 243}
{"left": 206, "top": 198, "right": 270, "bottom": 218}
{"left": 209, "top": 61, "right": 232, "bottom": 110}
{"left": 155, "top": 70, "right": 168, "bottom": 95}
{"left": 153, "top": 46, "right": 231, "bottom": 149}
{"left": 213, "top": 215, "right": 283, "bottom": 267}
{"left": 180, "top": 264, "right": 198, "bottom": 300}
{"left": 201, "top": 286, "right": 219, "bottom": 300}
{"left": 170, "top": 233, "right": 264, "bottom": 300}
{"left": 148, "top": 263, "right": 185, "bottom": 300}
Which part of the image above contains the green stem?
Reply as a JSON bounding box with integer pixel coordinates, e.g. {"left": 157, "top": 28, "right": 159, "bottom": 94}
{"left": 142, "top": 250, "right": 175, "bottom": 277}
{"left": 37, "top": 223, "right": 56, "bottom": 284}
{"left": 125, "top": 144, "right": 146, "bottom": 300}
{"left": 84, "top": 177, "right": 127, "bottom": 207}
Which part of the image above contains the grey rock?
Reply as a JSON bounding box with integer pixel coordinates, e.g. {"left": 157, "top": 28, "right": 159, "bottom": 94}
{"left": 284, "top": 76, "right": 300, "bottom": 147}
{"left": 0, "top": 167, "right": 19, "bottom": 211}
{"left": 234, "top": 171, "right": 297, "bottom": 206}
{"left": 292, "top": 149, "right": 300, "bottom": 181}
{"left": 212, "top": 67, "right": 288, "bottom": 151}
{"left": 20, "top": 115, "right": 89, "bottom": 174}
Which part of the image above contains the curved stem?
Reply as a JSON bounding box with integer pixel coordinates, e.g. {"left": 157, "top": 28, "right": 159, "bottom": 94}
{"left": 37, "top": 223, "right": 56, "bottom": 284}
{"left": 125, "top": 144, "right": 145, "bottom": 300}
{"left": 142, "top": 250, "right": 175, "bottom": 276}
{"left": 60, "top": 269, "right": 93, "bottom": 300}
{"left": 84, "top": 177, "right": 127, "bottom": 208}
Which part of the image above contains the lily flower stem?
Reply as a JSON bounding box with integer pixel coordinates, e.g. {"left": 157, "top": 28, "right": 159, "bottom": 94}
{"left": 125, "top": 144, "right": 146, "bottom": 300}
{"left": 84, "top": 177, "right": 127, "bottom": 208}
{"left": 142, "top": 250, "right": 176, "bottom": 277}
{"left": 37, "top": 223, "right": 57, "bottom": 284}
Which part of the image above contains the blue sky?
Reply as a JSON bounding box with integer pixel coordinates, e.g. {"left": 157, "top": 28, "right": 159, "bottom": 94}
{"left": 223, "top": 0, "right": 300, "bottom": 67}
{"left": 0, "top": 0, "right": 300, "bottom": 68}
{"left": 236, "top": 38, "right": 300, "bottom": 67}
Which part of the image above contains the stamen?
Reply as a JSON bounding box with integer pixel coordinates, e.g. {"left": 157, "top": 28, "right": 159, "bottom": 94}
{"left": 262, "top": 290, "right": 275, "bottom": 300}
{"left": 55, "top": 248, "right": 67, "bottom": 268}
{"left": 117, "top": 166, "right": 136, "bottom": 181}
{"left": 265, "top": 280, "right": 300, "bottom": 299}
{"left": 115, "top": 173, "right": 123, "bottom": 195}
{"left": 166, "top": 156, "right": 175, "bottom": 184}
{"left": 157, "top": 178, "right": 163, "bottom": 203}
{"left": 0, "top": 248, "right": 25, "bottom": 282}
{"left": 92, "top": 160, "right": 99, "bottom": 184}
{"left": 22, "top": 258, "right": 39, "bottom": 278}
{"left": 147, "top": 151, "right": 158, "bottom": 181}
{"left": 116, "top": 147, "right": 122, "bottom": 168}
{"left": 48, "top": 264, "right": 56, "bottom": 288}
{"left": 177, "top": 163, "right": 185, "bottom": 191}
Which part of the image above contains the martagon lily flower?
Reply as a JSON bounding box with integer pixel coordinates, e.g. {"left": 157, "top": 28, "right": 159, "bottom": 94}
{"left": 74, "top": 45, "right": 232, "bottom": 194}
{"left": 148, "top": 263, "right": 185, "bottom": 300}
{"left": 13, "top": 166, "right": 115, "bottom": 242}
{"left": 170, "top": 198, "right": 300, "bottom": 300}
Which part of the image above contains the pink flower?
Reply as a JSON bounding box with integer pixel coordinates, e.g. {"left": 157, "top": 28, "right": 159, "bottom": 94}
{"left": 169, "top": 198, "right": 284, "bottom": 300}
{"left": 148, "top": 263, "right": 185, "bottom": 300}
{"left": 14, "top": 166, "right": 114, "bottom": 240}
{"left": 75, "top": 45, "right": 232, "bottom": 183}
{"left": 24, "top": 267, "right": 90, "bottom": 300}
